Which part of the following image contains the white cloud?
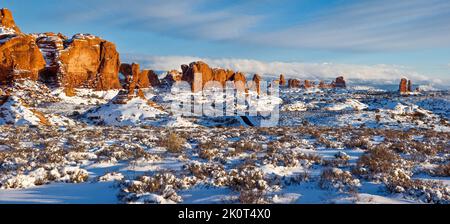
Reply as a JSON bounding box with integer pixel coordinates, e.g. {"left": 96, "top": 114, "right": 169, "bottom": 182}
{"left": 124, "top": 54, "right": 432, "bottom": 83}
{"left": 64, "top": 0, "right": 450, "bottom": 51}
{"left": 251, "top": 0, "right": 450, "bottom": 51}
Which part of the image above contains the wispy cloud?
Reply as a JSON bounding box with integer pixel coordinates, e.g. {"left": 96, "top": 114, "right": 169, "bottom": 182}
{"left": 124, "top": 54, "right": 433, "bottom": 83}
{"left": 62, "top": 0, "right": 263, "bottom": 41}
{"left": 253, "top": 0, "right": 450, "bottom": 51}
{"left": 62, "top": 0, "right": 450, "bottom": 51}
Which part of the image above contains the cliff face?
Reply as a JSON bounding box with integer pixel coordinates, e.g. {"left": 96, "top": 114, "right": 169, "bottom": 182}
{"left": 0, "top": 34, "right": 46, "bottom": 85}
{"left": 1, "top": 9, "right": 122, "bottom": 90}
{"left": 181, "top": 61, "right": 248, "bottom": 92}
{"left": 57, "top": 34, "right": 122, "bottom": 90}
{"left": 0, "top": 8, "right": 20, "bottom": 33}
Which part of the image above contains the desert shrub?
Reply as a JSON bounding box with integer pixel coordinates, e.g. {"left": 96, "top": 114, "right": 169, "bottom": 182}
{"left": 384, "top": 169, "right": 450, "bottom": 204}
{"left": 233, "top": 140, "right": 263, "bottom": 152}
{"left": 185, "top": 162, "right": 226, "bottom": 182}
{"left": 160, "top": 132, "right": 186, "bottom": 153}
{"left": 354, "top": 145, "right": 411, "bottom": 178}
{"left": 119, "top": 172, "right": 191, "bottom": 203}
{"left": 319, "top": 168, "right": 360, "bottom": 192}
{"left": 345, "top": 136, "right": 370, "bottom": 149}
{"left": 431, "top": 164, "right": 450, "bottom": 177}
{"left": 228, "top": 165, "right": 268, "bottom": 192}
{"left": 238, "top": 189, "right": 268, "bottom": 204}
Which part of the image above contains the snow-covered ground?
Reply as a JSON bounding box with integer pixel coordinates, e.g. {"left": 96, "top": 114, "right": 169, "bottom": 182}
{"left": 0, "top": 81, "right": 449, "bottom": 204}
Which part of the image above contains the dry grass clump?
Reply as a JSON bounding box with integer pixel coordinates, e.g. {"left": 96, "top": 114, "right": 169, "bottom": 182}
{"left": 319, "top": 168, "right": 360, "bottom": 192}
{"left": 159, "top": 132, "right": 186, "bottom": 153}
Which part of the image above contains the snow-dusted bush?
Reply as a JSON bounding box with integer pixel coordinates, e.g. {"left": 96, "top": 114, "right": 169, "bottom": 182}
{"left": 319, "top": 168, "right": 361, "bottom": 192}
{"left": 0, "top": 166, "right": 89, "bottom": 189}
{"left": 354, "top": 145, "right": 412, "bottom": 179}
{"left": 384, "top": 169, "right": 450, "bottom": 204}
{"left": 119, "top": 172, "right": 196, "bottom": 204}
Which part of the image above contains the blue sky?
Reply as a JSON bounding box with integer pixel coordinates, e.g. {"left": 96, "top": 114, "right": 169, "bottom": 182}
{"left": 3, "top": 0, "right": 450, "bottom": 83}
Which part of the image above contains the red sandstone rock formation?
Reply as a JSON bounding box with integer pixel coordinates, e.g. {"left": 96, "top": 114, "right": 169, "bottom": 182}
{"left": 304, "top": 80, "right": 313, "bottom": 88}
{"left": 57, "top": 34, "right": 122, "bottom": 91}
{"left": 333, "top": 76, "right": 347, "bottom": 88}
{"left": 252, "top": 74, "right": 262, "bottom": 95}
{"left": 181, "top": 61, "right": 247, "bottom": 92}
{"left": 288, "top": 79, "right": 301, "bottom": 88}
{"left": 0, "top": 34, "right": 46, "bottom": 85}
{"left": 407, "top": 80, "right": 412, "bottom": 92}
{"left": 228, "top": 71, "right": 247, "bottom": 92}
{"left": 163, "top": 70, "right": 182, "bottom": 85}
{"left": 279, "top": 74, "right": 286, "bottom": 86}
{"left": 399, "top": 78, "right": 408, "bottom": 93}
{"left": 143, "top": 70, "right": 160, "bottom": 87}
{"left": 120, "top": 63, "right": 160, "bottom": 90}
{"left": 35, "top": 32, "right": 66, "bottom": 83}
{"left": 0, "top": 8, "right": 20, "bottom": 33}
{"left": 181, "top": 61, "right": 214, "bottom": 92}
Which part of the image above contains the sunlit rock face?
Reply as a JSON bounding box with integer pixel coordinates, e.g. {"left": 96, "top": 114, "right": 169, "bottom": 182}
{"left": 57, "top": 34, "right": 122, "bottom": 91}
{"left": 181, "top": 61, "right": 248, "bottom": 92}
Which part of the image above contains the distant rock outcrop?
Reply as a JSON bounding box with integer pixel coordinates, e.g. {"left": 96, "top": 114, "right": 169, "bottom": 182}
{"left": 333, "top": 76, "right": 347, "bottom": 88}
{"left": 288, "top": 79, "right": 301, "bottom": 88}
{"left": 399, "top": 78, "right": 413, "bottom": 94}
{"left": 279, "top": 74, "right": 286, "bottom": 86}
{"left": 252, "top": 74, "right": 262, "bottom": 95}
{"left": 304, "top": 80, "right": 313, "bottom": 88}
{"left": 181, "top": 61, "right": 247, "bottom": 92}
{"left": 163, "top": 70, "right": 182, "bottom": 86}
{"left": 120, "top": 63, "right": 160, "bottom": 90}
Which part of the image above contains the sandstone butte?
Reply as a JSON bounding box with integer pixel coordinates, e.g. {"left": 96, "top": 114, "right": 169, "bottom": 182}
{"left": 279, "top": 74, "right": 286, "bottom": 86}
{"left": 120, "top": 62, "right": 160, "bottom": 90}
{"left": 0, "top": 9, "right": 45, "bottom": 85}
{"left": 1, "top": 8, "right": 355, "bottom": 94}
{"left": 1, "top": 8, "right": 121, "bottom": 91}
{"left": 181, "top": 61, "right": 247, "bottom": 92}
{"left": 399, "top": 78, "right": 414, "bottom": 94}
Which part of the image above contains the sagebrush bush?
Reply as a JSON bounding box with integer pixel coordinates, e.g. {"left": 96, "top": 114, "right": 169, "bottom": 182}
{"left": 161, "top": 132, "right": 186, "bottom": 153}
